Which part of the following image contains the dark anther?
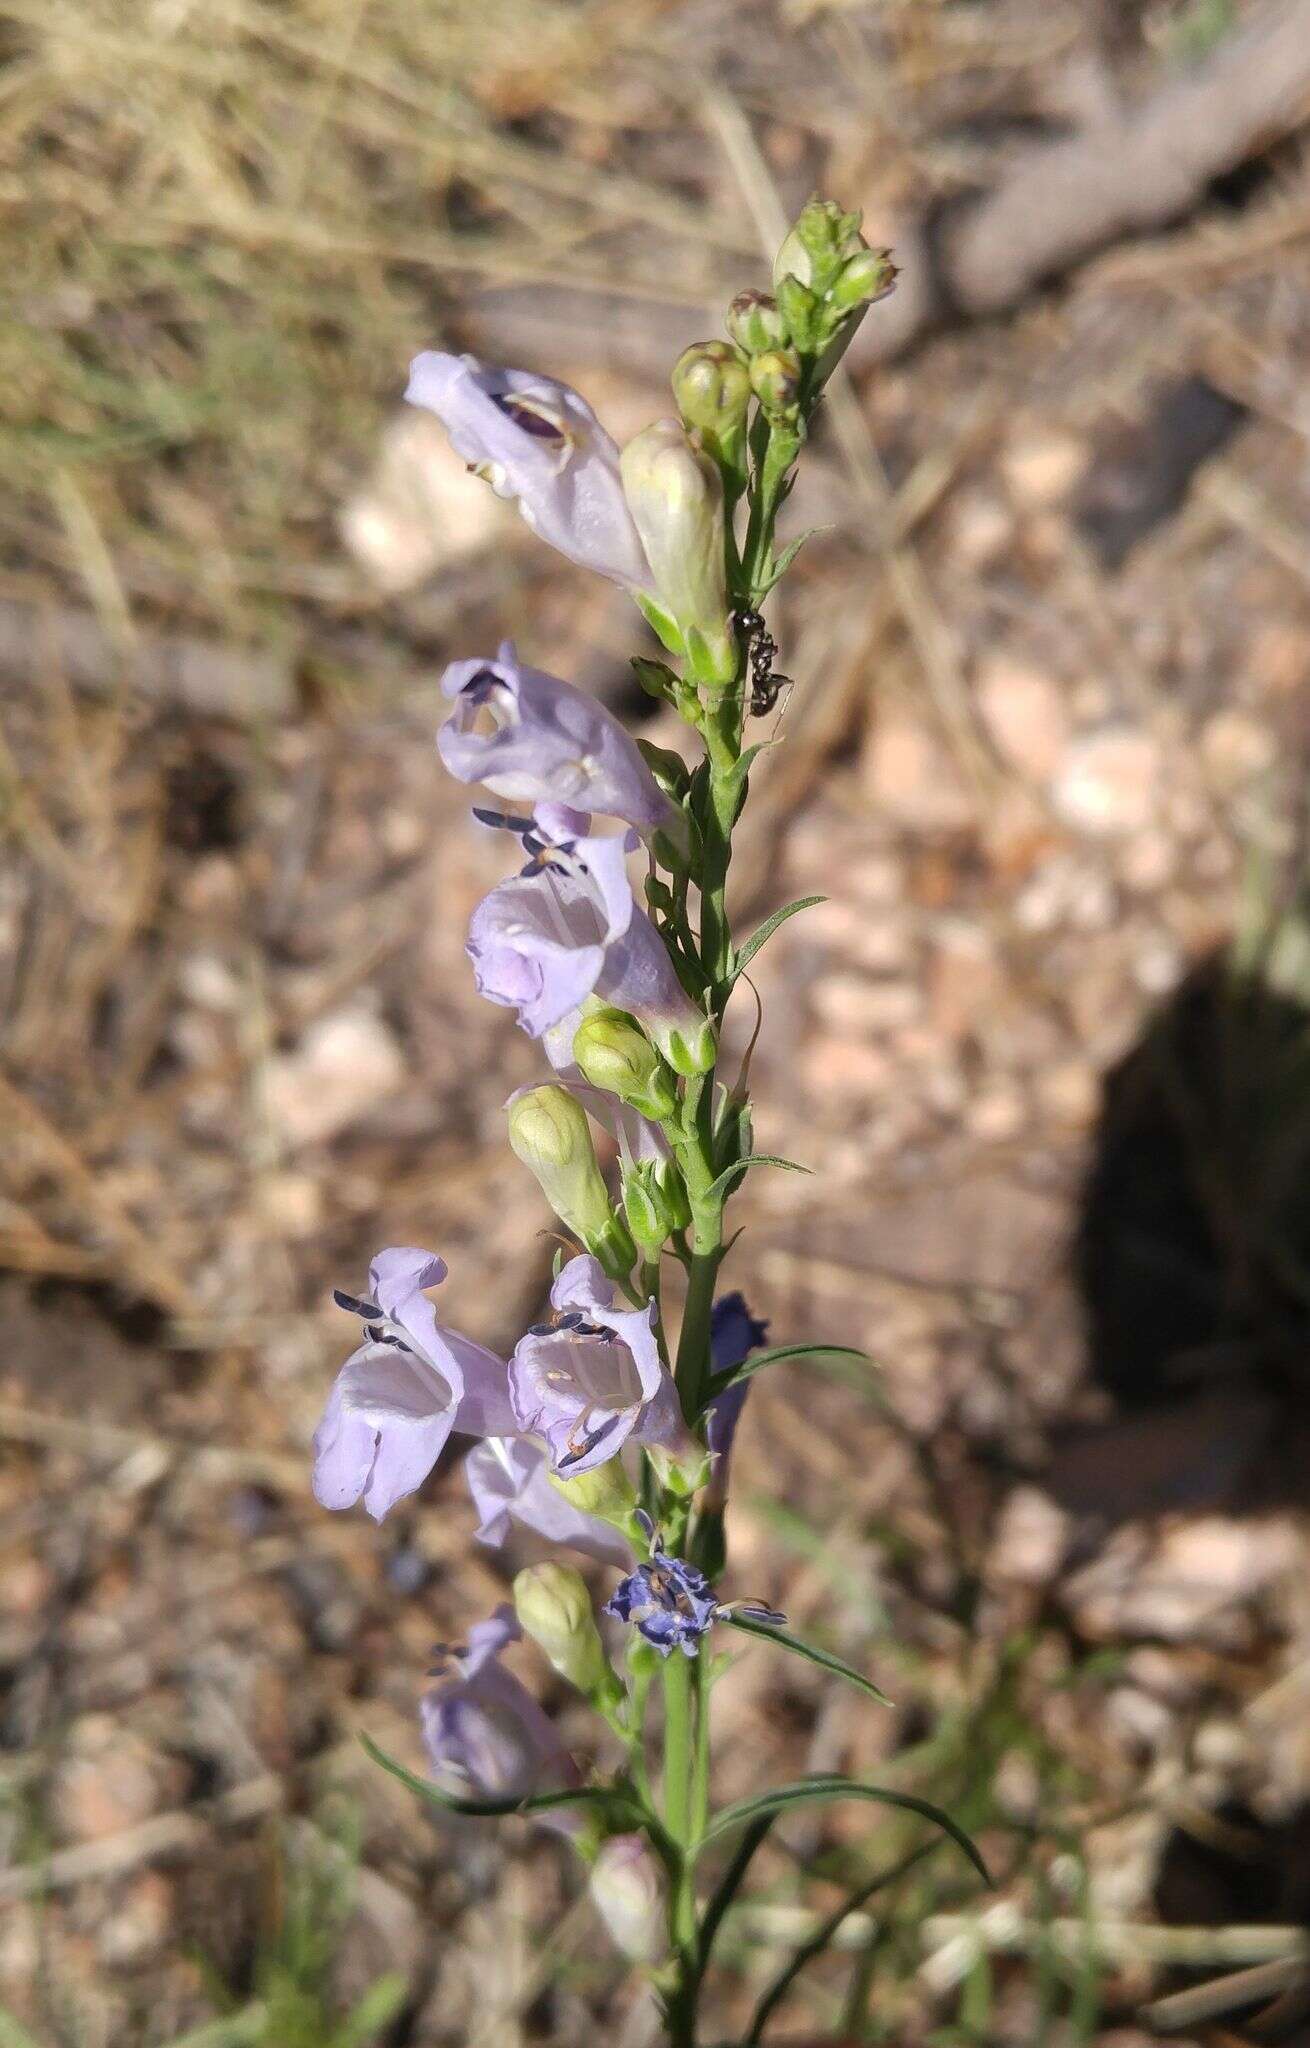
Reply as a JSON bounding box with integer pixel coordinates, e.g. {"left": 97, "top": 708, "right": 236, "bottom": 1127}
{"left": 333, "top": 1288, "right": 382, "bottom": 1318}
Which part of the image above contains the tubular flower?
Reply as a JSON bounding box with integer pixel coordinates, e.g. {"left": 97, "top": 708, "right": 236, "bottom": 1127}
{"left": 467, "top": 805, "right": 712, "bottom": 1072}
{"left": 509, "top": 1253, "right": 687, "bottom": 1477}
{"left": 405, "top": 353, "right": 651, "bottom": 589}
{"left": 438, "top": 642, "right": 680, "bottom": 842}
{"left": 312, "top": 1248, "right": 514, "bottom": 1522}
{"left": 420, "top": 1605, "right": 579, "bottom": 1812}
{"left": 464, "top": 1435, "right": 632, "bottom": 1568}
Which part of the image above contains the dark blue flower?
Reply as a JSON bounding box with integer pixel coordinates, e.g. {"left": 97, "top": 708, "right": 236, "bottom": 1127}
{"left": 605, "top": 1546, "right": 720, "bottom": 1659}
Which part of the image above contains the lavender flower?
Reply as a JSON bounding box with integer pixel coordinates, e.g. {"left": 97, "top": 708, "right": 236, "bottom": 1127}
{"left": 588, "top": 1835, "right": 666, "bottom": 1963}
{"left": 438, "top": 643, "right": 679, "bottom": 841}
{"left": 312, "top": 1248, "right": 515, "bottom": 1522}
{"left": 405, "top": 353, "right": 652, "bottom": 590}
{"left": 509, "top": 1253, "right": 686, "bottom": 1476}
{"left": 421, "top": 1605, "right": 579, "bottom": 1810}
{"left": 465, "top": 1436, "right": 631, "bottom": 1568}
{"left": 467, "top": 806, "right": 712, "bottom": 1072}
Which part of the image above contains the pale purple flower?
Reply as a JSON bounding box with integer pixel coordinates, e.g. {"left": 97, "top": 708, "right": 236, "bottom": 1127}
{"left": 465, "top": 1435, "right": 631, "bottom": 1568}
{"left": 405, "top": 353, "right": 651, "bottom": 589}
{"left": 588, "top": 1835, "right": 666, "bottom": 1962}
{"left": 421, "top": 1605, "right": 579, "bottom": 1811}
{"left": 510, "top": 1253, "right": 686, "bottom": 1476}
{"left": 467, "top": 806, "right": 711, "bottom": 1070}
{"left": 438, "top": 642, "right": 678, "bottom": 841}
{"left": 312, "top": 1248, "right": 515, "bottom": 1522}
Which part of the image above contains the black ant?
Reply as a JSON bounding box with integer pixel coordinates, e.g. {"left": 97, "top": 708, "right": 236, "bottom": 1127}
{"left": 733, "top": 607, "right": 792, "bottom": 718}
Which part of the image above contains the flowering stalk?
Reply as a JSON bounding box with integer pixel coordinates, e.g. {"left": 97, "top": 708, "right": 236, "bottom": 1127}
{"left": 314, "top": 196, "right": 982, "bottom": 2046}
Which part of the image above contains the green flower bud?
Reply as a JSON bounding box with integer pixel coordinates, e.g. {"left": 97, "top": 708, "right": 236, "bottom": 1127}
{"left": 646, "top": 1437, "right": 711, "bottom": 1499}
{"left": 829, "top": 245, "right": 897, "bottom": 316}
{"left": 507, "top": 1086, "right": 636, "bottom": 1275}
{"left": 573, "top": 1008, "right": 678, "bottom": 1121}
{"left": 725, "top": 288, "right": 789, "bottom": 356}
{"left": 547, "top": 1457, "right": 640, "bottom": 1535}
{"left": 622, "top": 1156, "right": 690, "bottom": 1256}
{"left": 672, "top": 342, "right": 750, "bottom": 478}
{"left": 662, "top": 1010, "right": 716, "bottom": 1078}
{"left": 514, "top": 1563, "right": 621, "bottom": 1709}
{"left": 775, "top": 197, "right": 865, "bottom": 292}
{"left": 620, "top": 420, "right": 735, "bottom": 685}
{"left": 748, "top": 346, "right": 803, "bottom": 416}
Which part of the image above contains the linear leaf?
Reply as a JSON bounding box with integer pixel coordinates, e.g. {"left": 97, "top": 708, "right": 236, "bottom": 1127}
{"left": 733, "top": 896, "right": 826, "bottom": 977}
{"left": 721, "top": 1613, "right": 891, "bottom": 1706}
{"left": 711, "top": 1341, "right": 870, "bottom": 1397}
{"left": 699, "top": 1776, "right": 990, "bottom": 1883}
{"left": 697, "top": 1812, "right": 777, "bottom": 1970}
{"left": 360, "top": 1733, "right": 632, "bottom": 1826}
{"left": 704, "top": 1154, "right": 811, "bottom": 1205}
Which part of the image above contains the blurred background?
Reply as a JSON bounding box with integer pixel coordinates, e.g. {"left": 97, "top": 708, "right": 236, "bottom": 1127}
{"left": 4, "top": 0, "right": 1310, "bottom": 2041}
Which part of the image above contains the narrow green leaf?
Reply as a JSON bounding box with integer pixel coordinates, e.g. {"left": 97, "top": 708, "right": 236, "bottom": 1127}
{"left": 704, "top": 1154, "right": 811, "bottom": 1205}
{"left": 697, "top": 1812, "right": 777, "bottom": 1970}
{"left": 721, "top": 1613, "right": 891, "bottom": 1706}
{"left": 337, "top": 1973, "right": 411, "bottom": 2048}
{"left": 699, "top": 1776, "right": 990, "bottom": 1884}
{"left": 758, "top": 525, "right": 829, "bottom": 595}
{"left": 733, "top": 895, "right": 826, "bottom": 978}
{"left": 712, "top": 1341, "right": 870, "bottom": 1396}
{"left": 359, "top": 1733, "right": 630, "bottom": 1825}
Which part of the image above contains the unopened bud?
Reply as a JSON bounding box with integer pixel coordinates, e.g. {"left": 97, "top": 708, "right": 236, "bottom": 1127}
{"left": 830, "top": 245, "right": 897, "bottom": 315}
{"left": 514, "top": 1563, "right": 619, "bottom": 1708}
{"left": 573, "top": 1009, "right": 678, "bottom": 1122}
{"left": 672, "top": 342, "right": 750, "bottom": 477}
{"left": 622, "top": 1157, "right": 691, "bottom": 1255}
{"left": 589, "top": 1834, "right": 666, "bottom": 1963}
{"left": 776, "top": 197, "right": 865, "bottom": 292}
{"left": 547, "top": 1457, "right": 640, "bottom": 1536}
{"left": 725, "top": 289, "right": 789, "bottom": 356}
{"left": 507, "top": 1086, "right": 635, "bottom": 1275}
{"left": 748, "top": 346, "right": 802, "bottom": 416}
{"left": 620, "top": 420, "right": 734, "bottom": 684}
{"left": 775, "top": 273, "right": 819, "bottom": 354}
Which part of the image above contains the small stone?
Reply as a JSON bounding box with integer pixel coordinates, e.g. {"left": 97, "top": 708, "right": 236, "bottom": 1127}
{"left": 53, "top": 1717, "right": 179, "bottom": 1843}
{"left": 1118, "top": 829, "right": 1175, "bottom": 892}
{"left": 976, "top": 657, "right": 1070, "bottom": 782}
{"left": 810, "top": 974, "right": 922, "bottom": 1033}
{"left": 1200, "top": 710, "right": 1275, "bottom": 790}
{"left": 946, "top": 487, "right": 1015, "bottom": 570}
{"left": 264, "top": 1004, "right": 406, "bottom": 1148}
{"left": 799, "top": 1035, "right": 894, "bottom": 1103}
{"left": 1053, "top": 726, "right": 1161, "bottom": 836}
{"left": 1036, "top": 1059, "right": 1098, "bottom": 1126}
{"left": 340, "top": 411, "right": 514, "bottom": 592}
{"left": 967, "top": 1083, "right": 1026, "bottom": 1142}
{"left": 1133, "top": 935, "right": 1184, "bottom": 995}
{"left": 1002, "top": 427, "right": 1085, "bottom": 508}
{"left": 178, "top": 951, "right": 242, "bottom": 1012}
{"left": 862, "top": 703, "right": 975, "bottom": 833}
{"left": 256, "top": 1170, "right": 324, "bottom": 1238}
{"left": 989, "top": 1486, "right": 1070, "bottom": 1585}
{"left": 927, "top": 921, "right": 1004, "bottom": 1041}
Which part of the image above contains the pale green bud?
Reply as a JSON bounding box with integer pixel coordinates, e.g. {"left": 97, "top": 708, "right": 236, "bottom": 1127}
{"left": 748, "top": 346, "right": 802, "bottom": 417}
{"left": 672, "top": 342, "right": 750, "bottom": 477}
{"left": 725, "top": 288, "right": 789, "bottom": 356}
{"left": 622, "top": 1157, "right": 691, "bottom": 1255}
{"left": 776, "top": 197, "right": 865, "bottom": 292}
{"left": 547, "top": 1457, "right": 639, "bottom": 1534}
{"left": 646, "top": 1436, "right": 711, "bottom": 1498}
{"left": 829, "top": 245, "right": 897, "bottom": 316}
{"left": 620, "top": 420, "right": 735, "bottom": 685}
{"left": 589, "top": 1835, "right": 666, "bottom": 1963}
{"left": 513, "top": 1563, "right": 620, "bottom": 1709}
{"left": 507, "top": 1086, "right": 636, "bottom": 1275}
{"left": 573, "top": 1008, "right": 678, "bottom": 1121}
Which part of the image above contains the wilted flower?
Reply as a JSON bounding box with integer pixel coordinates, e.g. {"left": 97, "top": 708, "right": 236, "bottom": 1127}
{"left": 312, "top": 1249, "right": 514, "bottom": 1522}
{"left": 606, "top": 1515, "right": 784, "bottom": 1659}
{"left": 510, "top": 1253, "right": 687, "bottom": 1476}
{"left": 467, "top": 806, "right": 713, "bottom": 1073}
{"left": 589, "top": 1835, "right": 666, "bottom": 1963}
{"left": 465, "top": 1435, "right": 632, "bottom": 1568}
{"left": 421, "top": 1605, "right": 579, "bottom": 1810}
{"left": 405, "top": 353, "right": 651, "bottom": 589}
{"left": 437, "top": 642, "right": 680, "bottom": 842}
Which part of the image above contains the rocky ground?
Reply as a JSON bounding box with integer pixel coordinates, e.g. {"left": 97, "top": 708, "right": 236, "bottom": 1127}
{"left": 4, "top": 1, "right": 1310, "bottom": 2042}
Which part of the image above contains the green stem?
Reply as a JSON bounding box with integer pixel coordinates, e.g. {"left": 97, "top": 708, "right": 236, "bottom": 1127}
{"left": 662, "top": 1651, "right": 700, "bottom": 2047}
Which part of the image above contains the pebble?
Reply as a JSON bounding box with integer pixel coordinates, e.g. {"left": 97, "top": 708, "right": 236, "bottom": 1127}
{"left": 1200, "top": 709, "right": 1276, "bottom": 789}
{"left": 1053, "top": 725, "right": 1161, "bottom": 837}
{"left": 264, "top": 1003, "right": 406, "bottom": 1148}
{"left": 976, "top": 657, "right": 1070, "bottom": 782}
{"left": 340, "top": 411, "right": 513, "bottom": 592}
{"left": 1001, "top": 426, "right": 1085, "bottom": 508}
{"left": 945, "top": 486, "right": 1015, "bottom": 570}
{"left": 810, "top": 973, "right": 922, "bottom": 1033}
{"left": 53, "top": 1717, "right": 178, "bottom": 1843}
{"left": 1035, "top": 1058, "right": 1098, "bottom": 1126}
{"left": 966, "top": 1083, "right": 1026, "bottom": 1142}
{"left": 1117, "top": 828, "right": 1175, "bottom": 892}
{"left": 861, "top": 703, "right": 975, "bottom": 833}
{"left": 798, "top": 1034, "right": 894, "bottom": 1103}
